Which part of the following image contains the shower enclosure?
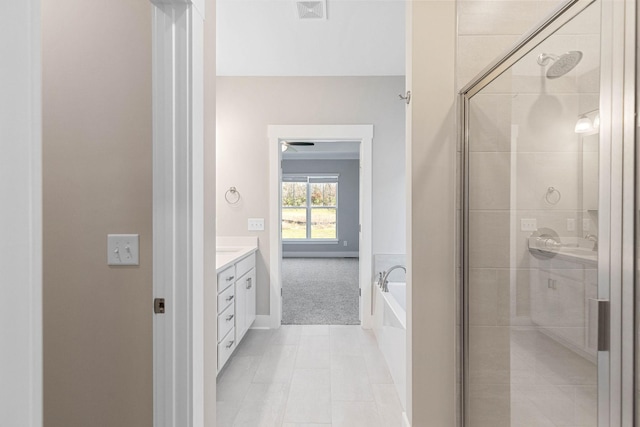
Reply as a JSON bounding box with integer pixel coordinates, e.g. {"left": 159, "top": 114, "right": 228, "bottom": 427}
{"left": 459, "top": 0, "right": 636, "bottom": 425}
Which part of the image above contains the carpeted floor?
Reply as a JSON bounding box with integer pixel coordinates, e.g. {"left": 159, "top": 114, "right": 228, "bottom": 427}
{"left": 281, "top": 258, "right": 360, "bottom": 325}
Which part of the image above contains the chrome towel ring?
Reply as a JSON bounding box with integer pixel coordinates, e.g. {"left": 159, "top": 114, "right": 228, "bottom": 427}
{"left": 225, "top": 186, "right": 241, "bottom": 205}
{"left": 545, "top": 187, "right": 561, "bottom": 205}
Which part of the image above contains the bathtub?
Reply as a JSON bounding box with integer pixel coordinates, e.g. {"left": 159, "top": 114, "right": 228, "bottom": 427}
{"left": 373, "top": 281, "right": 406, "bottom": 409}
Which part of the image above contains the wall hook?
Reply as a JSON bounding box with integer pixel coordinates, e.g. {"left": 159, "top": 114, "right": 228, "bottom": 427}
{"left": 398, "top": 91, "right": 411, "bottom": 105}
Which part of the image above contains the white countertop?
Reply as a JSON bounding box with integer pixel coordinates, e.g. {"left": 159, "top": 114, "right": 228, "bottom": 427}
{"left": 216, "top": 236, "right": 259, "bottom": 272}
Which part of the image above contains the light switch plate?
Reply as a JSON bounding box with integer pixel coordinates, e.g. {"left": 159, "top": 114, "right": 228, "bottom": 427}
{"left": 520, "top": 218, "right": 537, "bottom": 232}
{"left": 248, "top": 218, "right": 265, "bottom": 231}
{"left": 108, "top": 234, "right": 140, "bottom": 266}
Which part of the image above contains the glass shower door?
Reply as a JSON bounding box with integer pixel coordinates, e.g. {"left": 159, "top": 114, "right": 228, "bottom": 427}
{"left": 462, "top": 1, "right": 607, "bottom": 425}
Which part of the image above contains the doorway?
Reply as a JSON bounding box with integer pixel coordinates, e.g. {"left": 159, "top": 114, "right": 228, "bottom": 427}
{"left": 280, "top": 141, "right": 361, "bottom": 325}
{"left": 268, "top": 125, "right": 374, "bottom": 329}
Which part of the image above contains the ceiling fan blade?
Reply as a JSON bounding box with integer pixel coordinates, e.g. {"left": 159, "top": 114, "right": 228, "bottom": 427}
{"left": 286, "top": 141, "right": 315, "bottom": 146}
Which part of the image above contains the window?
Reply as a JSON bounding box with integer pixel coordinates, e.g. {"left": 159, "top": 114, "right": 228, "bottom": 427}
{"left": 282, "top": 175, "right": 338, "bottom": 240}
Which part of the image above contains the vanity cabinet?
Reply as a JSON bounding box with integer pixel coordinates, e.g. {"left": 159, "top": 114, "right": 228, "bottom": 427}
{"left": 531, "top": 256, "right": 597, "bottom": 361}
{"left": 216, "top": 251, "right": 256, "bottom": 373}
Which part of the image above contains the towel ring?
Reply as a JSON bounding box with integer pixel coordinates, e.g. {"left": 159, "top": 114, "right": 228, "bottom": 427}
{"left": 545, "top": 187, "right": 561, "bottom": 205}
{"left": 225, "top": 187, "right": 241, "bottom": 205}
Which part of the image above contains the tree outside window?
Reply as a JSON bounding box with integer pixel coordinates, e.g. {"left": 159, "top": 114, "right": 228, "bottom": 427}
{"left": 282, "top": 176, "right": 338, "bottom": 240}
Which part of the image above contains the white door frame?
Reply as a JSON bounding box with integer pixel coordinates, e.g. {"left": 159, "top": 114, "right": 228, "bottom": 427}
{"left": 1, "top": 1, "right": 42, "bottom": 426}
{"left": 268, "top": 125, "right": 374, "bottom": 329}
{"left": 150, "top": 1, "right": 206, "bottom": 426}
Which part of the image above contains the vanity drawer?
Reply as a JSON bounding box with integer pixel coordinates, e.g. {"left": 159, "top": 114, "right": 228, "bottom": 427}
{"left": 217, "top": 328, "right": 236, "bottom": 372}
{"left": 236, "top": 253, "right": 255, "bottom": 280}
{"left": 217, "top": 284, "right": 235, "bottom": 312}
{"left": 218, "top": 303, "right": 235, "bottom": 343}
{"left": 217, "top": 265, "right": 236, "bottom": 293}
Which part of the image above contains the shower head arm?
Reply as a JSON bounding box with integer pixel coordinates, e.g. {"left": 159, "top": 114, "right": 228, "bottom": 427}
{"left": 537, "top": 53, "right": 560, "bottom": 66}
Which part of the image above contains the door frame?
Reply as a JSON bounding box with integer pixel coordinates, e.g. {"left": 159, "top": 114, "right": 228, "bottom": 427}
{"left": 1, "top": 1, "right": 43, "bottom": 426}
{"left": 149, "top": 1, "right": 207, "bottom": 426}
{"left": 268, "top": 125, "right": 374, "bottom": 329}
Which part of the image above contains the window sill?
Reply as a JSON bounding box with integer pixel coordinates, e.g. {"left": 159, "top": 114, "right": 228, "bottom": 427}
{"left": 282, "top": 239, "right": 339, "bottom": 245}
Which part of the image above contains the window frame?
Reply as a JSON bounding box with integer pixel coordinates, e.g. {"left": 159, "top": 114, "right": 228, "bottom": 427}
{"left": 281, "top": 174, "right": 339, "bottom": 243}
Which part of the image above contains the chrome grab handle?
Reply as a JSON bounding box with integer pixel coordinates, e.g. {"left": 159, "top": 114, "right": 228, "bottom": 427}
{"left": 246, "top": 277, "right": 252, "bottom": 289}
{"left": 226, "top": 275, "right": 235, "bottom": 282}
{"left": 226, "top": 314, "right": 234, "bottom": 322}
{"left": 225, "top": 340, "right": 235, "bottom": 349}
{"left": 226, "top": 295, "right": 234, "bottom": 302}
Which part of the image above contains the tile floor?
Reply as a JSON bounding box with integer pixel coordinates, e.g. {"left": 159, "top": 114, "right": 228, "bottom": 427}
{"left": 216, "top": 325, "right": 404, "bottom": 427}
{"left": 510, "top": 328, "right": 597, "bottom": 427}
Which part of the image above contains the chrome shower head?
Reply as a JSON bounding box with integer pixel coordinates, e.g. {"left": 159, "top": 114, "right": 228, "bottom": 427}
{"left": 537, "top": 51, "right": 583, "bottom": 79}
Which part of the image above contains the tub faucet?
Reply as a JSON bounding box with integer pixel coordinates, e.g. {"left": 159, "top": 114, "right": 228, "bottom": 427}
{"left": 381, "top": 265, "right": 406, "bottom": 292}
{"left": 584, "top": 234, "right": 598, "bottom": 252}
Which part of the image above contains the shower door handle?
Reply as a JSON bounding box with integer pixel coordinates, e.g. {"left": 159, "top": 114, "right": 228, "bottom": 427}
{"left": 589, "top": 299, "right": 609, "bottom": 352}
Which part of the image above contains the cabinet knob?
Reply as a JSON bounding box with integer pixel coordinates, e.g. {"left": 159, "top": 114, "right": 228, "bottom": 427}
{"left": 246, "top": 277, "right": 252, "bottom": 289}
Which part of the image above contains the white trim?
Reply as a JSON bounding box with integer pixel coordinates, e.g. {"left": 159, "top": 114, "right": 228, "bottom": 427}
{"left": 150, "top": 1, "right": 205, "bottom": 427}
{"left": 250, "top": 315, "right": 272, "bottom": 329}
{"left": 283, "top": 240, "right": 339, "bottom": 244}
{"left": 283, "top": 251, "right": 359, "bottom": 258}
{"left": 268, "top": 125, "right": 374, "bottom": 329}
{"left": 0, "top": 1, "right": 42, "bottom": 426}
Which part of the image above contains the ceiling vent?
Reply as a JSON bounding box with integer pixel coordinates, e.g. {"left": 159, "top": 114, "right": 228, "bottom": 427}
{"left": 296, "top": 0, "right": 326, "bottom": 20}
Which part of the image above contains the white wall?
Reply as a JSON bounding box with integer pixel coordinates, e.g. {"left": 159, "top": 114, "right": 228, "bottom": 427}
{"left": 0, "top": 2, "right": 42, "bottom": 426}
{"left": 216, "top": 76, "right": 406, "bottom": 315}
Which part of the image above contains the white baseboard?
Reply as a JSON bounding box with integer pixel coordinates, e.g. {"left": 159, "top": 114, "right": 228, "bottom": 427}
{"left": 402, "top": 412, "right": 410, "bottom": 427}
{"left": 250, "top": 315, "right": 272, "bottom": 329}
{"left": 283, "top": 251, "right": 359, "bottom": 258}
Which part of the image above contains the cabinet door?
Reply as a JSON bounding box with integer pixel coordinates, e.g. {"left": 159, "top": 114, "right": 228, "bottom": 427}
{"left": 245, "top": 268, "right": 256, "bottom": 328}
{"left": 235, "top": 278, "right": 247, "bottom": 343}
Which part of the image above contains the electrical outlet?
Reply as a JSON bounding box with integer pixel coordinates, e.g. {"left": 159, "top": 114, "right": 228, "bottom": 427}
{"left": 567, "top": 218, "right": 575, "bottom": 232}
{"left": 583, "top": 219, "right": 590, "bottom": 231}
{"left": 248, "top": 218, "right": 264, "bottom": 231}
{"left": 520, "top": 218, "right": 537, "bottom": 232}
{"left": 343, "top": 241, "right": 348, "bottom": 247}
{"left": 107, "top": 234, "right": 139, "bottom": 266}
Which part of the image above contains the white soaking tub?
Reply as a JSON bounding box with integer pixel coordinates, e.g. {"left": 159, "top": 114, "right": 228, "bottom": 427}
{"left": 373, "top": 281, "right": 406, "bottom": 409}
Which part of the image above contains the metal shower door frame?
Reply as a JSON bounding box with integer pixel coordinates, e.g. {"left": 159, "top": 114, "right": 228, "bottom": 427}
{"left": 457, "top": 0, "right": 636, "bottom": 425}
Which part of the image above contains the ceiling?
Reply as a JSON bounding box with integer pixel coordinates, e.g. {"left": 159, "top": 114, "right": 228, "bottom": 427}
{"left": 216, "top": 0, "right": 406, "bottom": 76}
{"left": 282, "top": 140, "right": 360, "bottom": 160}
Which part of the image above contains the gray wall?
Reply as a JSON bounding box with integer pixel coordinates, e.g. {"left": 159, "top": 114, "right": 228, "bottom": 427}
{"left": 43, "top": 1, "right": 153, "bottom": 425}
{"left": 282, "top": 159, "right": 360, "bottom": 256}
{"left": 42, "top": 0, "right": 218, "bottom": 425}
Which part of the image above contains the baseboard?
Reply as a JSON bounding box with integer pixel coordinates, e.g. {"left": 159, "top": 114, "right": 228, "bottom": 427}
{"left": 249, "top": 315, "right": 271, "bottom": 329}
{"left": 402, "top": 412, "right": 410, "bottom": 427}
{"left": 283, "top": 251, "right": 359, "bottom": 258}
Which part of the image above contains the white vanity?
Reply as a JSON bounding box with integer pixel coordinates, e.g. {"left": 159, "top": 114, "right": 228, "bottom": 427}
{"left": 216, "top": 237, "right": 258, "bottom": 373}
{"left": 529, "top": 237, "right": 598, "bottom": 362}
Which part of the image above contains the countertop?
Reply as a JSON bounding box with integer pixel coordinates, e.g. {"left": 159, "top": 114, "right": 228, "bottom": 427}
{"left": 215, "top": 236, "right": 259, "bottom": 272}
